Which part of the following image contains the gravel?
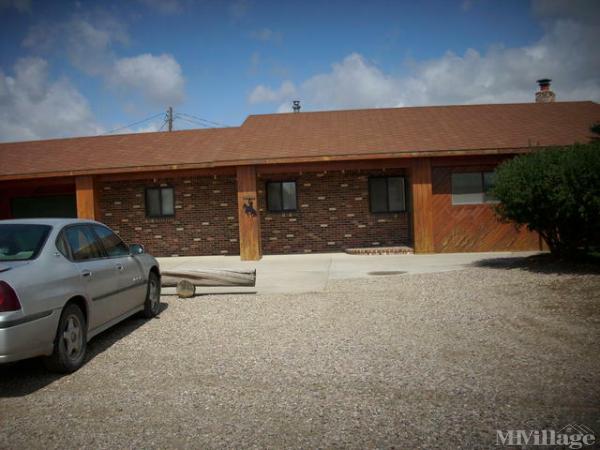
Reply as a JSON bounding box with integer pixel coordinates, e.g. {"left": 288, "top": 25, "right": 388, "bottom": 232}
{"left": 1, "top": 264, "right": 599, "bottom": 449}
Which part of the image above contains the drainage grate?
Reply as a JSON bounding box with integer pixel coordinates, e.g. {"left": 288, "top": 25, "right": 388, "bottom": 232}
{"left": 368, "top": 271, "right": 407, "bottom": 276}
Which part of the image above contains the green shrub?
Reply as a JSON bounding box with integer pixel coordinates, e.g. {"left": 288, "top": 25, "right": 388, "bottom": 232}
{"left": 492, "top": 141, "right": 600, "bottom": 256}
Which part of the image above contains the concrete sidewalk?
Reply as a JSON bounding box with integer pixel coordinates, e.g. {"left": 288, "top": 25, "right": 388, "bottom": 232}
{"left": 157, "top": 251, "right": 541, "bottom": 295}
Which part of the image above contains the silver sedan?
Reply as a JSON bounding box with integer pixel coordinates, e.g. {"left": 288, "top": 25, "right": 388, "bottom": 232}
{"left": 0, "top": 218, "right": 161, "bottom": 372}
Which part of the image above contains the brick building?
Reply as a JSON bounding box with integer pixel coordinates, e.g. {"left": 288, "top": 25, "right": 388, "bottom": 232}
{"left": 1, "top": 100, "right": 598, "bottom": 260}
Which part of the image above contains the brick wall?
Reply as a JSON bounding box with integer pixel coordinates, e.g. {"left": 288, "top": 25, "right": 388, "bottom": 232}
{"left": 97, "top": 175, "right": 239, "bottom": 257}
{"left": 257, "top": 169, "right": 410, "bottom": 254}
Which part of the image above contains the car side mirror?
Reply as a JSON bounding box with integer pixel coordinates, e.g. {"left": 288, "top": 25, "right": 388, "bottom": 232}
{"left": 129, "top": 243, "right": 145, "bottom": 255}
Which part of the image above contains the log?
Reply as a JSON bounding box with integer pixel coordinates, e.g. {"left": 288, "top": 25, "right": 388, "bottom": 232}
{"left": 161, "top": 268, "right": 256, "bottom": 288}
{"left": 176, "top": 279, "right": 195, "bottom": 298}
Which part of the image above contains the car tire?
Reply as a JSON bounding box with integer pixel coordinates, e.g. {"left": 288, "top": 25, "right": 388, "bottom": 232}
{"left": 142, "top": 271, "right": 161, "bottom": 318}
{"left": 44, "top": 303, "right": 87, "bottom": 373}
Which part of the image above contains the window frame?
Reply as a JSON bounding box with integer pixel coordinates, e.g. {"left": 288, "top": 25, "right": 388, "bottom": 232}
{"left": 368, "top": 176, "right": 407, "bottom": 214}
{"left": 58, "top": 224, "right": 107, "bottom": 262}
{"left": 145, "top": 186, "right": 175, "bottom": 218}
{"left": 266, "top": 180, "right": 298, "bottom": 213}
{"left": 451, "top": 171, "right": 498, "bottom": 206}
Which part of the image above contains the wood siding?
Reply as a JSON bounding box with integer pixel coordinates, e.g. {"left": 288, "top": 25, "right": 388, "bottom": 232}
{"left": 410, "top": 158, "right": 434, "bottom": 253}
{"left": 75, "top": 176, "right": 96, "bottom": 220}
{"left": 236, "top": 166, "right": 262, "bottom": 260}
{"left": 431, "top": 165, "right": 540, "bottom": 252}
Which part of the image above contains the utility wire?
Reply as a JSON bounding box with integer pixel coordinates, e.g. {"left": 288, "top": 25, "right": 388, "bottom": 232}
{"left": 177, "top": 112, "right": 230, "bottom": 128}
{"left": 174, "top": 113, "right": 211, "bottom": 128}
{"left": 158, "top": 118, "right": 169, "bottom": 132}
{"left": 103, "top": 112, "right": 164, "bottom": 135}
{"left": 174, "top": 115, "right": 211, "bottom": 128}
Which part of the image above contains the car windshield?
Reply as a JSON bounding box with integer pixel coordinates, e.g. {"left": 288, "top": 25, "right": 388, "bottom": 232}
{"left": 0, "top": 224, "right": 52, "bottom": 261}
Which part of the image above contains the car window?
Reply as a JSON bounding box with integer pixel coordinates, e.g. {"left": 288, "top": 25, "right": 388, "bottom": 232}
{"left": 92, "top": 225, "right": 129, "bottom": 257}
{"left": 56, "top": 233, "right": 70, "bottom": 258}
{"left": 63, "top": 225, "right": 104, "bottom": 261}
{"left": 0, "top": 224, "right": 51, "bottom": 261}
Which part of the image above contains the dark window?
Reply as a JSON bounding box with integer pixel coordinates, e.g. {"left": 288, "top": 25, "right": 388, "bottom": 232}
{"left": 63, "top": 225, "right": 104, "bottom": 261}
{"left": 483, "top": 171, "right": 496, "bottom": 202}
{"left": 451, "top": 171, "right": 497, "bottom": 205}
{"left": 56, "top": 233, "right": 70, "bottom": 258}
{"left": 145, "top": 187, "right": 175, "bottom": 217}
{"left": 267, "top": 181, "right": 297, "bottom": 212}
{"left": 10, "top": 195, "right": 77, "bottom": 219}
{"left": 369, "top": 176, "right": 406, "bottom": 213}
{"left": 0, "top": 224, "right": 51, "bottom": 261}
{"left": 92, "top": 225, "right": 129, "bottom": 257}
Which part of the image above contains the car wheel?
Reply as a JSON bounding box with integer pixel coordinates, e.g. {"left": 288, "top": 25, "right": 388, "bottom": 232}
{"left": 142, "top": 271, "right": 161, "bottom": 318}
{"left": 44, "top": 303, "right": 87, "bottom": 373}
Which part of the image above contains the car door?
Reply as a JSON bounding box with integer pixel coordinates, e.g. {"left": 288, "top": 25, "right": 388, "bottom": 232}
{"left": 91, "top": 224, "right": 146, "bottom": 317}
{"left": 62, "top": 224, "right": 119, "bottom": 330}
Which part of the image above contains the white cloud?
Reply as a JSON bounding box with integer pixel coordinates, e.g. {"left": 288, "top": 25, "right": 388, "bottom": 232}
{"left": 229, "top": 0, "right": 249, "bottom": 22}
{"left": 0, "top": 58, "right": 102, "bottom": 142}
{"left": 110, "top": 54, "right": 185, "bottom": 106}
{"left": 248, "top": 80, "right": 297, "bottom": 104}
{"left": 0, "top": 0, "right": 31, "bottom": 13}
{"left": 249, "top": 28, "right": 282, "bottom": 43}
{"left": 22, "top": 12, "right": 186, "bottom": 107}
{"left": 23, "top": 13, "right": 129, "bottom": 76}
{"left": 137, "top": 0, "right": 183, "bottom": 15}
{"left": 249, "top": 7, "right": 600, "bottom": 111}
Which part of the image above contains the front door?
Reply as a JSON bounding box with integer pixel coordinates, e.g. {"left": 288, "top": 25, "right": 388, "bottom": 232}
{"left": 62, "top": 225, "right": 120, "bottom": 330}
{"left": 91, "top": 225, "right": 146, "bottom": 317}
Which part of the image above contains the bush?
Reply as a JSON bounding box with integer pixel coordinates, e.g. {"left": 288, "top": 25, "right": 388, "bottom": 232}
{"left": 492, "top": 141, "right": 600, "bottom": 257}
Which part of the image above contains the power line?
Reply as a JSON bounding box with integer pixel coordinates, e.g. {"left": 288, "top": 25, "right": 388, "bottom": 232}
{"left": 177, "top": 112, "right": 230, "bottom": 128}
{"left": 103, "top": 113, "right": 164, "bottom": 135}
{"left": 101, "top": 109, "right": 230, "bottom": 135}
{"left": 158, "top": 118, "right": 169, "bottom": 132}
{"left": 174, "top": 115, "right": 211, "bottom": 128}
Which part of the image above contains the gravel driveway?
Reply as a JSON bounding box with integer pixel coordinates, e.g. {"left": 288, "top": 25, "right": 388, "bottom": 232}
{"left": 1, "top": 259, "right": 599, "bottom": 449}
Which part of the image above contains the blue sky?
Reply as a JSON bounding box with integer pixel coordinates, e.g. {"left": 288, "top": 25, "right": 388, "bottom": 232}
{"left": 0, "top": 0, "right": 598, "bottom": 142}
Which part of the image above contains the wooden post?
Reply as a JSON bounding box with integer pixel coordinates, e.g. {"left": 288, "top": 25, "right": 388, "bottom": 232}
{"left": 409, "top": 158, "right": 434, "bottom": 253}
{"left": 236, "top": 166, "right": 262, "bottom": 260}
{"left": 75, "top": 175, "right": 96, "bottom": 220}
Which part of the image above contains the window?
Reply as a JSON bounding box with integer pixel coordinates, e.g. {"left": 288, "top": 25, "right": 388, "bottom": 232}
{"left": 369, "top": 176, "right": 406, "bottom": 213}
{"left": 92, "top": 225, "right": 129, "bottom": 257}
{"left": 451, "top": 171, "right": 497, "bottom": 205}
{"left": 145, "top": 187, "right": 174, "bottom": 217}
{"left": 267, "top": 181, "right": 297, "bottom": 212}
{"left": 0, "top": 224, "right": 51, "bottom": 261}
{"left": 63, "top": 225, "right": 104, "bottom": 261}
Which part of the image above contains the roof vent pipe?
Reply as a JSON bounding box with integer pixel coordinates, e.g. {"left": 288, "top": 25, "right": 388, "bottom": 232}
{"left": 292, "top": 100, "right": 301, "bottom": 112}
{"left": 535, "top": 79, "right": 555, "bottom": 103}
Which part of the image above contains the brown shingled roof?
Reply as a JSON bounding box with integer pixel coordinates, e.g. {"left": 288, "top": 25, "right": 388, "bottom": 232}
{"left": 1, "top": 101, "right": 598, "bottom": 180}
{"left": 234, "top": 101, "right": 600, "bottom": 159}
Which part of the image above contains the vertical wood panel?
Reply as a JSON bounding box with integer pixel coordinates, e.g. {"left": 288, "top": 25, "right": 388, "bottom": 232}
{"left": 410, "top": 158, "right": 434, "bottom": 253}
{"left": 236, "top": 166, "right": 262, "bottom": 260}
{"left": 75, "top": 175, "right": 96, "bottom": 220}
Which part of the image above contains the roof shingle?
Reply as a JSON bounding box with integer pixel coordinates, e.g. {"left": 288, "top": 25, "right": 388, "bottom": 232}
{"left": 1, "top": 101, "right": 598, "bottom": 179}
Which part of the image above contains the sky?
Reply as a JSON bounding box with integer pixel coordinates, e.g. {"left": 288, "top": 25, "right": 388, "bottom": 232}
{"left": 0, "top": 0, "right": 598, "bottom": 142}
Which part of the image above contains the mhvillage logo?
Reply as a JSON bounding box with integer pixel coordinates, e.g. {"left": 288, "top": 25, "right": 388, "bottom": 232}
{"left": 496, "top": 424, "right": 596, "bottom": 449}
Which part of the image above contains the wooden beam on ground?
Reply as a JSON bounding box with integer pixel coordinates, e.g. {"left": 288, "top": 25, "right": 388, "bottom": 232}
{"left": 410, "top": 158, "right": 434, "bottom": 253}
{"left": 75, "top": 175, "right": 96, "bottom": 220}
{"left": 236, "top": 165, "right": 262, "bottom": 261}
{"left": 161, "top": 268, "right": 256, "bottom": 287}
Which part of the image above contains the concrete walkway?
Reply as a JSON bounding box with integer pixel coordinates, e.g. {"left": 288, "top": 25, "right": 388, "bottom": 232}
{"left": 157, "top": 251, "right": 541, "bottom": 295}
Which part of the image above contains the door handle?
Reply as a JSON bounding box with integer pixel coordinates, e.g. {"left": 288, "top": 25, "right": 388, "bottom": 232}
{"left": 116, "top": 264, "right": 124, "bottom": 271}
{"left": 81, "top": 270, "right": 93, "bottom": 278}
